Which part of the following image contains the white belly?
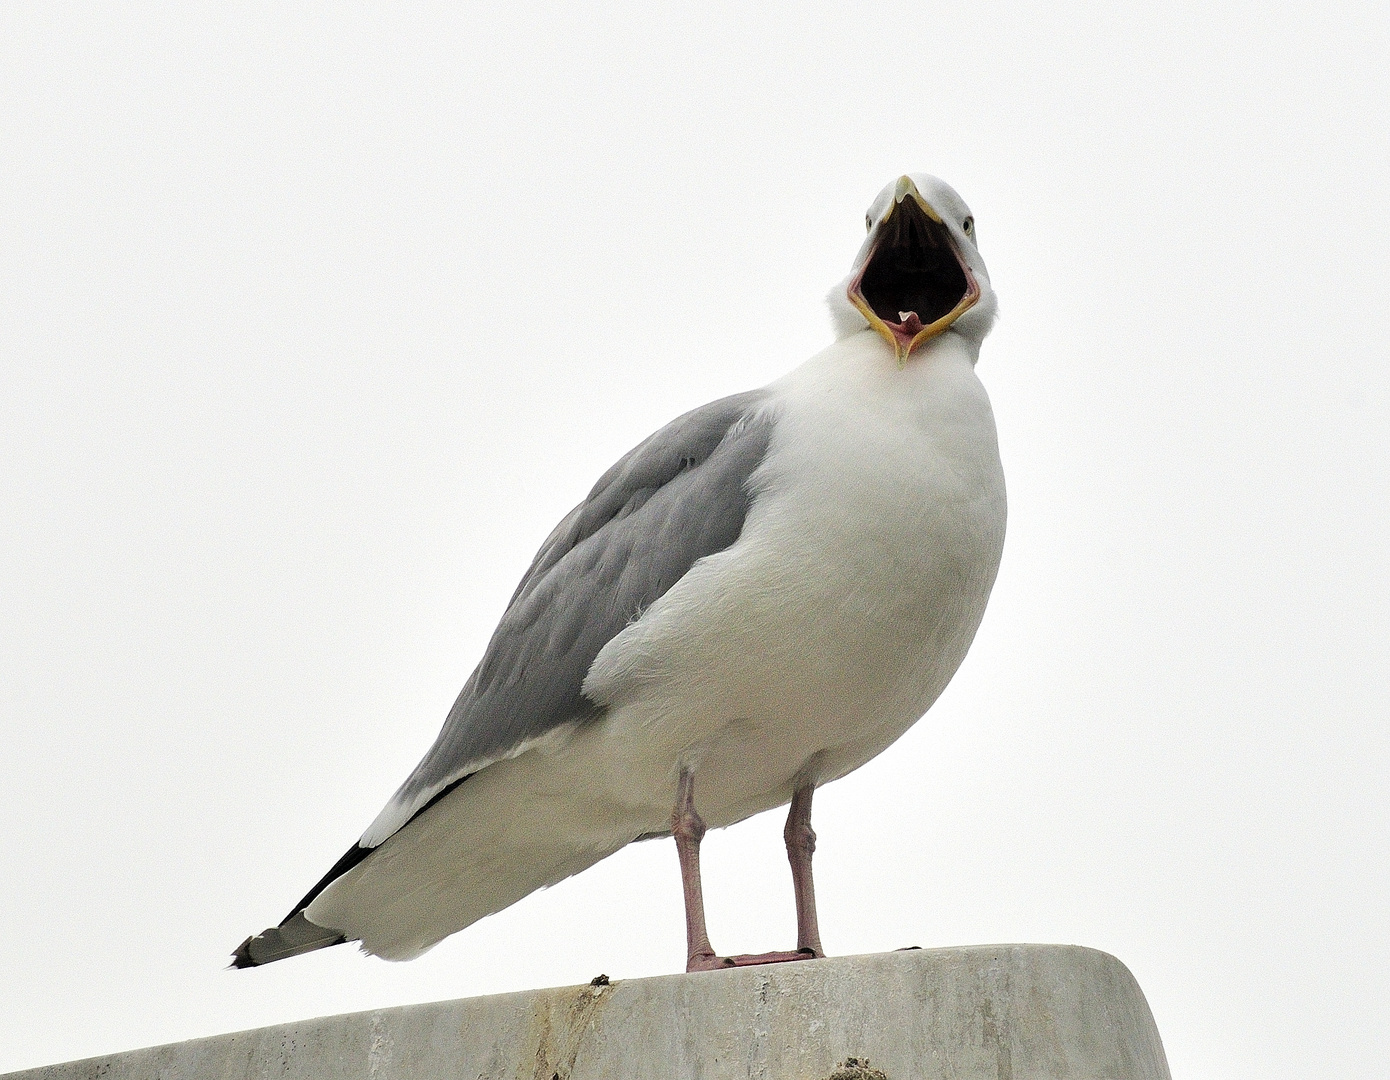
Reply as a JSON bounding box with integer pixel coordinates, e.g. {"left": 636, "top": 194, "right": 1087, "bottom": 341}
{"left": 580, "top": 330, "right": 1006, "bottom": 829}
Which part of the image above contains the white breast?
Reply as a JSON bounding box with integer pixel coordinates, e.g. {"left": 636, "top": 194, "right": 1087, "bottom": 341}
{"left": 579, "top": 330, "right": 1006, "bottom": 829}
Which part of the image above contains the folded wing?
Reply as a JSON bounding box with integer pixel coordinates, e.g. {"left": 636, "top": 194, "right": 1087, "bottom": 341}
{"left": 233, "top": 388, "right": 776, "bottom": 966}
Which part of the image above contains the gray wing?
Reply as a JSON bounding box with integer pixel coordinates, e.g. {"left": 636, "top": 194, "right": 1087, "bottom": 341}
{"left": 361, "top": 388, "right": 776, "bottom": 846}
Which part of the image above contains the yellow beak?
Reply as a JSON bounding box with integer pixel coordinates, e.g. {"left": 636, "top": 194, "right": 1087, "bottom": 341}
{"left": 848, "top": 176, "right": 979, "bottom": 362}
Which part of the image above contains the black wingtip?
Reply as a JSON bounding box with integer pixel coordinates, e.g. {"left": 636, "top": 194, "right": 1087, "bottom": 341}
{"left": 230, "top": 935, "right": 260, "bottom": 969}
{"left": 286, "top": 842, "right": 375, "bottom": 922}
{"left": 230, "top": 839, "right": 376, "bottom": 971}
{"left": 229, "top": 913, "right": 347, "bottom": 969}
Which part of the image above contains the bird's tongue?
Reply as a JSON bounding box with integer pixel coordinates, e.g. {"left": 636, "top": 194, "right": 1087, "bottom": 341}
{"left": 876, "top": 310, "right": 927, "bottom": 354}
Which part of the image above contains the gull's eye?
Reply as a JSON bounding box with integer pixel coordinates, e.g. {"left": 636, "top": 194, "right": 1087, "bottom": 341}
{"left": 866, "top": 214, "right": 873, "bottom": 232}
{"left": 962, "top": 216, "right": 974, "bottom": 236}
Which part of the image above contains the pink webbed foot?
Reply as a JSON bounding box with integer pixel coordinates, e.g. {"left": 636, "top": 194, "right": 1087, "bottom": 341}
{"left": 686, "top": 948, "right": 821, "bottom": 972}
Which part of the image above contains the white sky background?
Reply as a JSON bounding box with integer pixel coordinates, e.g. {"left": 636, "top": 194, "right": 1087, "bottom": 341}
{"left": 1, "top": 3, "right": 1386, "bottom": 1076}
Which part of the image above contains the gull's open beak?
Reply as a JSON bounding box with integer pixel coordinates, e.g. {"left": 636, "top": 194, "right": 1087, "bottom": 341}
{"left": 848, "top": 176, "right": 981, "bottom": 362}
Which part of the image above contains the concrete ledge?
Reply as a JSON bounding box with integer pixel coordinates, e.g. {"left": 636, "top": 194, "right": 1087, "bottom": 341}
{"left": 6, "top": 945, "right": 1171, "bottom": 1080}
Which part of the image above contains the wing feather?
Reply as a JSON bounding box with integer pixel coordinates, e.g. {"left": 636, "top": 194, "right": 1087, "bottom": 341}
{"left": 359, "top": 388, "right": 776, "bottom": 847}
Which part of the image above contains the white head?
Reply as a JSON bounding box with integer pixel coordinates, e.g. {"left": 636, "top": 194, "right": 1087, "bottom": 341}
{"left": 828, "top": 174, "right": 997, "bottom": 361}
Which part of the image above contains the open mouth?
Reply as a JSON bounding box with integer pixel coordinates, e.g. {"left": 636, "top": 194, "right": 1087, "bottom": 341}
{"left": 849, "top": 195, "right": 979, "bottom": 360}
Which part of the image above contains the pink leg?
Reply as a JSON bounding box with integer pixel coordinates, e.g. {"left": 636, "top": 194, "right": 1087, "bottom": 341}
{"left": 671, "top": 769, "right": 821, "bottom": 973}
{"left": 785, "top": 783, "right": 825, "bottom": 957}
{"left": 672, "top": 768, "right": 722, "bottom": 971}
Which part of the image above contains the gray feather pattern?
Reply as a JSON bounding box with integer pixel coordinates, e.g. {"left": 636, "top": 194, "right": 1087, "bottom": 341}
{"left": 377, "top": 389, "right": 775, "bottom": 838}
{"left": 231, "top": 912, "right": 344, "bottom": 968}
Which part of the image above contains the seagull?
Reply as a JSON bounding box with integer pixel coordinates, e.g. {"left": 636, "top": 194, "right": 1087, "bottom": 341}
{"left": 234, "top": 173, "right": 1006, "bottom": 973}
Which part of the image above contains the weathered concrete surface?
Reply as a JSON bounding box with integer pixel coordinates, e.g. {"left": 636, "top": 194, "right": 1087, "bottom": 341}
{"left": 5, "top": 945, "right": 1170, "bottom": 1080}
